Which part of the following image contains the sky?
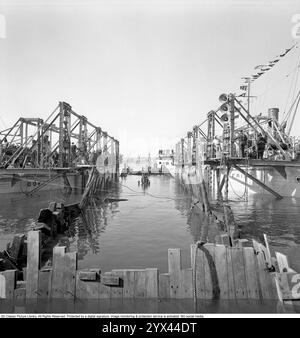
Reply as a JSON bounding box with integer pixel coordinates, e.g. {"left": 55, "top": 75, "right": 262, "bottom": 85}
{"left": 0, "top": 0, "right": 300, "bottom": 156}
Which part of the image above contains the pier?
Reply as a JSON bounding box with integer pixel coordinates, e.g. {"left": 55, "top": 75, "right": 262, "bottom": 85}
{"left": 0, "top": 101, "right": 119, "bottom": 195}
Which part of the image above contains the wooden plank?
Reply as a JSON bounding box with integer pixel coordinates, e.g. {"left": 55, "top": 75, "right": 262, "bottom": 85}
{"left": 8, "top": 234, "right": 25, "bottom": 259}
{"left": 110, "top": 271, "right": 124, "bottom": 298}
{"left": 159, "top": 273, "right": 170, "bottom": 299}
{"left": 26, "top": 231, "right": 41, "bottom": 300}
{"left": 252, "top": 239, "right": 276, "bottom": 299}
{"left": 274, "top": 251, "right": 295, "bottom": 308}
{"left": 101, "top": 274, "right": 121, "bottom": 286}
{"left": 78, "top": 270, "right": 99, "bottom": 281}
{"left": 226, "top": 246, "right": 235, "bottom": 299}
{"left": 220, "top": 234, "right": 231, "bottom": 246}
{"left": 276, "top": 252, "right": 296, "bottom": 273}
{"left": 180, "top": 268, "right": 193, "bottom": 298}
{"left": 191, "top": 244, "right": 206, "bottom": 299}
{"left": 134, "top": 270, "right": 146, "bottom": 298}
{"left": 63, "top": 252, "right": 77, "bottom": 299}
{"left": 75, "top": 270, "right": 100, "bottom": 299}
{"left": 14, "top": 287, "right": 26, "bottom": 301}
{"left": 263, "top": 234, "right": 273, "bottom": 269}
{"left": 231, "top": 247, "right": 248, "bottom": 299}
{"left": 202, "top": 244, "right": 215, "bottom": 299}
{"left": 214, "top": 245, "right": 229, "bottom": 299}
{"left": 99, "top": 280, "right": 111, "bottom": 299}
{"left": 236, "top": 239, "right": 249, "bottom": 248}
{"left": 145, "top": 269, "right": 158, "bottom": 298}
{"left": 51, "top": 246, "right": 66, "bottom": 298}
{"left": 253, "top": 240, "right": 271, "bottom": 269}
{"left": 123, "top": 270, "right": 135, "bottom": 298}
{"left": 38, "top": 269, "right": 52, "bottom": 298}
{"left": 168, "top": 249, "right": 182, "bottom": 298}
{"left": 0, "top": 270, "right": 16, "bottom": 299}
{"left": 243, "top": 247, "right": 260, "bottom": 299}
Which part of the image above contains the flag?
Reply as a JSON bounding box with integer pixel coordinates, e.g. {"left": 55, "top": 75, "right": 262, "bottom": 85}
{"left": 254, "top": 65, "right": 267, "bottom": 70}
{"left": 240, "top": 85, "right": 247, "bottom": 91}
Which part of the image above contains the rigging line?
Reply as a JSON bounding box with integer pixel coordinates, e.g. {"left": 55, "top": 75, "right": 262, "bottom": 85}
{"left": 283, "top": 49, "right": 300, "bottom": 118}
{"left": 288, "top": 92, "right": 300, "bottom": 135}
{"left": 290, "top": 70, "right": 300, "bottom": 117}
{"left": 284, "top": 90, "right": 300, "bottom": 124}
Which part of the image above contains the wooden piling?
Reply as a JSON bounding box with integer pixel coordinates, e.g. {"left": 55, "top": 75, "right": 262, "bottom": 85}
{"left": 26, "top": 231, "right": 41, "bottom": 301}
{"left": 0, "top": 230, "right": 295, "bottom": 312}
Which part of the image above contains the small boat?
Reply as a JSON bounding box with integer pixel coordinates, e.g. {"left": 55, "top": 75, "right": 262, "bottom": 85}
{"left": 141, "top": 173, "right": 150, "bottom": 186}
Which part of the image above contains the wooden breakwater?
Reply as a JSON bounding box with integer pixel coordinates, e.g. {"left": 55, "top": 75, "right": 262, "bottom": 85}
{"left": 0, "top": 230, "right": 299, "bottom": 313}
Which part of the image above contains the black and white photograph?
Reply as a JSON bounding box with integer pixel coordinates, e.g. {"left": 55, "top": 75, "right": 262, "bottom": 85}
{"left": 0, "top": 0, "right": 300, "bottom": 323}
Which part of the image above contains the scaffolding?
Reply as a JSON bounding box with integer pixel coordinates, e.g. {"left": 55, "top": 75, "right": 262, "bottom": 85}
{"left": 0, "top": 101, "right": 119, "bottom": 173}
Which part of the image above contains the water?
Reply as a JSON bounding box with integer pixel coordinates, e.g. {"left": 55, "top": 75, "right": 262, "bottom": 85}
{"left": 70, "top": 175, "right": 195, "bottom": 273}
{"left": 230, "top": 196, "right": 300, "bottom": 272}
{"left": 1, "top": 175, "right": 300, "bottom": 274}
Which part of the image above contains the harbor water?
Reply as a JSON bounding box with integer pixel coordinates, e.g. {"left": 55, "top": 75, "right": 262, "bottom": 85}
{"left": 1, "top": 175, "right": 300, "bottom": 274}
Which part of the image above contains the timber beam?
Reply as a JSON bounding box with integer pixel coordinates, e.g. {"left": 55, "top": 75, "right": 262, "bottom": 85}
{"left": 232, "top": 164, "right": 283, "bottom": 199}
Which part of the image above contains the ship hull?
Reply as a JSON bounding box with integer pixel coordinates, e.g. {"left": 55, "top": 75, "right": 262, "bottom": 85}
{"left": 0, "top": 168, "right": 85, "bottom": 194}
{"left": 228, "top": 164, "right": 300, "bottom": 198}
{"left": 175, "top": 162, "right": 300, "bottom": 199}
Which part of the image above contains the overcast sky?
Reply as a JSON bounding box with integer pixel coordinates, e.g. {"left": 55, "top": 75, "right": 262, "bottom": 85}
{"left": 0, "top": 0, "right": 299, "bottom": 156}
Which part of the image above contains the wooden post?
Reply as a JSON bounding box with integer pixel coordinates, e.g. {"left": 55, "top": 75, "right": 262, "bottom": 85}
{"left": 26, "top": 230, "right": 41, "bottom": 301}
{"left": 0, "top": 270, "right": 16, "bottom": 299}
{"left": 51, "top": 246, "right": 66, "bottom": 298}
{"left": 168, "top": 249, "right": 182, "bottom": 298}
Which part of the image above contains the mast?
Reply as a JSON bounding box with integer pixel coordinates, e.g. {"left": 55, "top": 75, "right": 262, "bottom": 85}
{"left": 247, "top": 78, "right": 251, "bottom": 114}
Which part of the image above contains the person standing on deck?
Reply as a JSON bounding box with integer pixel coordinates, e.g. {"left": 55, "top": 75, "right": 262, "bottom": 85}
{"left": 257, "top": 133, "right": 267, "bottom": 159}
{"left": 71, "top": 142, "right": 77, "bottom": 157}
{"left": 212, "top": 136, "right": 221, "bottom": 158}
{"left": 237, "top": 130, "right": 248, "bottom": 158}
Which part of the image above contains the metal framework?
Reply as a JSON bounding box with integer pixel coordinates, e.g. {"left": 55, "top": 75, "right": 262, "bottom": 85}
{"left": 0, "top": 101, "right": 119, "bottom": 173}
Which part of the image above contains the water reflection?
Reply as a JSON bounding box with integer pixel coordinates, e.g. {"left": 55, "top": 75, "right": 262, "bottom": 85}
{"left": 2, "top": 174, "right": 300, "bottom": 273}
{"left": 0, "top": 189, "right": 82, "bottom": 251}
{"left": 62, "top": 175, "right": 223, "bottom": 268}
{"left": 67, "top": 176, "right": 195, "bottom": 272}
{"left": 71, "top": 199, "right": 120, "bottom": 259}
